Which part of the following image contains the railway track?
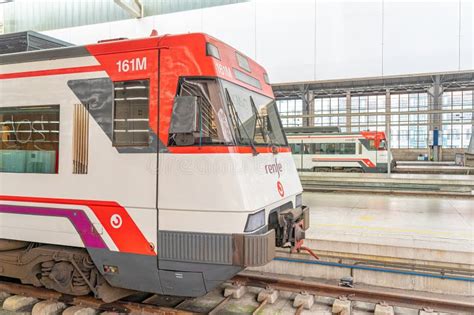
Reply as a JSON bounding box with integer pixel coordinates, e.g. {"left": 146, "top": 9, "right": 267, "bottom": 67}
{"left": 1, "top": 271, "right": 473, "bottom": 314}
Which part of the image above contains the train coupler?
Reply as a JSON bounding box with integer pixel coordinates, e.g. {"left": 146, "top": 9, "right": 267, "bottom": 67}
{"left": 276, "top": 205, "right": 310, "bottom": 251}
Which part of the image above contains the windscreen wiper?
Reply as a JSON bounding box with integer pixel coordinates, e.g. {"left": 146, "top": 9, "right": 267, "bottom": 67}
{"left": 250, "top": 96, "right": 271, "bottom": 145}
{"left": 225, "top": 89, "right": 259, "bottom": 156}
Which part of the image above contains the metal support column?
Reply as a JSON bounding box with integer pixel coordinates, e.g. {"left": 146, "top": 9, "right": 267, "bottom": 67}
{"left": 305, "top": 90, "right": 315, "bottom": 127}
{"left": 428, "top": 75, "right": 443, "bottom": 161}
{"left": 470, "top": 90, "right": 474, "bottom": 154}
{"left": 346, "top": 91, "right": 351, "bottom": 132}
{"left": 385, "top": 89, "right": 391, "bottom": 175}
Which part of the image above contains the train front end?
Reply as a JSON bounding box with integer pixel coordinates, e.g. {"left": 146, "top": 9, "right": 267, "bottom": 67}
{"left": 158, "top": 33, "right": 309, "bottom": 294}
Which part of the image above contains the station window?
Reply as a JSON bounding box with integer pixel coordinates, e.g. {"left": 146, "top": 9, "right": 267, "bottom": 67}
{"left": 277, "top": 99, "right": 303, "bottom": 127}
{"left": 390, "top": 92, "right": 429, "bottom": 149}
{"left": 0, "top": 105, "right": 59, "bottom": 174}
{"left": 314, "top": 96, "right": 347, "bottom": 130}
{"left": 113, "top": 80, "right": 150, "bottom": 147}
{"left": 441, "top": 90, "right": 473, "bottom": 148}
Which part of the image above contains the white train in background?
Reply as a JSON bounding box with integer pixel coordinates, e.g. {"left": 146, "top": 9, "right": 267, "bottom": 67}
{"left": 287, "top": 129, "right": 395, "bottom": 173}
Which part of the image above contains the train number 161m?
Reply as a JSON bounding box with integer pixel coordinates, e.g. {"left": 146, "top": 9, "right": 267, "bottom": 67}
{"left": 116, "top": 57, "right": 147, "bottom": 72}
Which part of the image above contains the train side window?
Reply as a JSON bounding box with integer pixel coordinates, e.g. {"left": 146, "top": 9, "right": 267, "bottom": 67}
{"left": 320, "top": 143, "right": 336, "bottom": 154}
{"left": 293, "top": 143, "right": 302, "bottom": 154}
{"left": 0, "top": 105, "right": 59, "bottom": 174}
{"left": 113, "top": 80, "right": 150, "bottom": 147}
{"left": 303, "top": 144, "right": 311, "bottom": 154}
{"left": 338, "top": 143, "right": 356, "bottom": 155}
{"left": 313, "top": 143, "right": 321, "bottom": 154}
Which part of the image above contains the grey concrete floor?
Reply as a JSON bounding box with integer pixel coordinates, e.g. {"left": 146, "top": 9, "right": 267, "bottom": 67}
{"left": 303, "top": 192, "right": 474, "bottom": 252}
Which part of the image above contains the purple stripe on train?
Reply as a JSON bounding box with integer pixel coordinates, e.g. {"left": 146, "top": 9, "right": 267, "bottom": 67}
{"left": 0, "top": 204, "right": 107, "bottom": 249}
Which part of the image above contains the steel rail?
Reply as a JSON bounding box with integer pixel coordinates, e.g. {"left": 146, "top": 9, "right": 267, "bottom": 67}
{"left": 273, "top": 257, "right": 474, "bottom": 282}
{"left": 232, "top": 272, "right": 474, "bottom": 313}
{"left": 0, "top": 280, "right": 194, "bottom": 314}
{"left": 275, "top": 249, "right": 474, "bottom": 276}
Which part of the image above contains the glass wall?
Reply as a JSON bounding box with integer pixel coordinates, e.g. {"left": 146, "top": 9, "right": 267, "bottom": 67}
{"left": 276, "top": 88, "right": 473, "bottom": 150}
{"left": 314, "top": 96, "right": 347, "bottom": 132}
{"left": 442, "top": 90, "right": 473, "bottom": 148}
{"left": 390, "top": 92, "right": 428, "bottom": 149}
{"left": 276, "top": 99, "right": 303, "bottom": 127}
{"left": 350, "top": 94, "right": 385, "bottom": 133}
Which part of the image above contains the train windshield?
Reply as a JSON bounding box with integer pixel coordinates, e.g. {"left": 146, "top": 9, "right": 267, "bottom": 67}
{"left": 220, "top": 79, "right": 287, "bottom": 146}
{"left": 170, "top": 78, "right": 286, "bottom": 148}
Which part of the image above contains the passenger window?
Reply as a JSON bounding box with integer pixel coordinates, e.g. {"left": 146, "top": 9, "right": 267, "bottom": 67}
{"left": 320, "top": 143, "right": 336, "bottom": 154}
{"left": 113, "top": 80, "right": 150, "bottom": 147}
{"left": 303, "top": 144, "right": 311, "bottom": 154}
{"left": 338, "top": 143, "right": 356, "bottom": 155}
{"left": 313, "top": 143, "right": 321, "bottom": 154}
{"left": 0, "top": 105, "right": 59, "bottom": 174}
{"left": 293, "top": 143, "right": 302, "bottom": 154}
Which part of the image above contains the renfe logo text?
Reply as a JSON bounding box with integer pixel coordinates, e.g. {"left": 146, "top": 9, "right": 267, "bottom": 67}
{"left": 265, "top": 161, "right": 283, "bottom": 178}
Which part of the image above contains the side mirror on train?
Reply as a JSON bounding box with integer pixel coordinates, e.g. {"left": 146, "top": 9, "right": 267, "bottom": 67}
{"left": 169, "top": 96, "right": 199, "bottom": 146}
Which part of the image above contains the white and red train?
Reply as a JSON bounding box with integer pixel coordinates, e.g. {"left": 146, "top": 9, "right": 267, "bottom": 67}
{"left": 287, "top": 130, "right": 394, "bottom": 173}
{"left": 0, "top": 32, "right": 308, "bottom": 300}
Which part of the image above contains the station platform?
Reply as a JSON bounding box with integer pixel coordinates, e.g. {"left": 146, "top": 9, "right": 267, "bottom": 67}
{"left": 252, "top": 192, "right": 474, "bottom": 296}
{"left": 394, "top": 161, "right": 474, "bottom": 175}
{"left": 299, "top": 172, "right": 474, "bottom": 195}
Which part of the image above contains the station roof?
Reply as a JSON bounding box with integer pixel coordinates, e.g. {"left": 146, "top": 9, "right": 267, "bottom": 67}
{"left": 272, "top": 70, "right": 474, "bottom": 98}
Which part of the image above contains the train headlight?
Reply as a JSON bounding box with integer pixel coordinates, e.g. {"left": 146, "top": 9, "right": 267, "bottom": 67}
{"left": 244, "top": 209, "right": 265, "bottom": 232}
{"left": 295, "top": 193, "right": 303, "bottom": 208}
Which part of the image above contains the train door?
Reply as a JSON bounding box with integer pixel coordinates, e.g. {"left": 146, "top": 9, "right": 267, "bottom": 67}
{"left": 291, "top": 140, "right": 304, "bottom": 170}
{"left": 301, "top": 141, "right": 314, "bottom": 171}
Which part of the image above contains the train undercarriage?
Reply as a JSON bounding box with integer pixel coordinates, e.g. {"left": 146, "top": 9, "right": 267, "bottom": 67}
{"left": 312, "top": 166, "right": 365, "bottom": 173}
{"left": 0, "top": 240, "right": 132, "bottom": 302}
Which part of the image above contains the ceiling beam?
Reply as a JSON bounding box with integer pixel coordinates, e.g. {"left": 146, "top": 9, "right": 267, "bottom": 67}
{"left": 114, "top": 0, "right": 143, "bottom": 19}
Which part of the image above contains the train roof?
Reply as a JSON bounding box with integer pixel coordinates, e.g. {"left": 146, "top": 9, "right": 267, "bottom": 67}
{"left": 287, "top": 130, "right": 387, "bottom": 140}
{"left": 284, "top": 126, "right": 341, "bottom": 134}
{"left": 0, "top": 31, "right": 72, "bottom": 55}
{"left": 0, "top": 31, "right": 272, "bottom": 97}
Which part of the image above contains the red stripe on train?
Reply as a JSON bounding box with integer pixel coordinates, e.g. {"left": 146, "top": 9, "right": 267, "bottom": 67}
{"left": 0, "top": 195, "right": 155, "bottom": 256}
{"left": 312, "top": 158, "right": 376, "bottom": 168}
{"left": 0, "top": 65, "right": 104, "bottom": 80}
